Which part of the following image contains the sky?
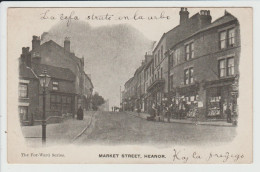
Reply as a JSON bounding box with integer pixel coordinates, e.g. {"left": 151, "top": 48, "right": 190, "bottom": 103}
{"left": 8, "top": 7, "right": 244, "bottom": 108}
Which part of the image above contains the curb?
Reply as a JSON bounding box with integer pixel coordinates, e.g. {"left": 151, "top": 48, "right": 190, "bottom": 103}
{"left": 126, "top": 112, "right": 235, "bottom": 127}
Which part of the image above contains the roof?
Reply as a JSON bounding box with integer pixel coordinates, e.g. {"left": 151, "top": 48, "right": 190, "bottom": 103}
{"left": 30, "top": 62, "right": 75, "bottom": 81}
{"left": 169, "top": 11, "right": 238, "bottom": 50}
{"left": 195, "top": 11, "right": 237, "bottom": 35}
{"left": 84, "top": 72, "right": 94, "bottom": 89}
{"left": 153, "top": 13, "right": 201, "bottom": 52}
{"left": 19, "top": 63, "right": 37, "bottom": 79}
{"left": 125, "top": 77, "right": 134, "bottom": 87}
{"left": 36, "top": 40, "right": 82, "bottom": 67}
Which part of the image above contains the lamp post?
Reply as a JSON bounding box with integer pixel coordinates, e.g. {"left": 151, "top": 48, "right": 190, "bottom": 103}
{"left": 38, "top": 68, "right": 51, "bottom": 146}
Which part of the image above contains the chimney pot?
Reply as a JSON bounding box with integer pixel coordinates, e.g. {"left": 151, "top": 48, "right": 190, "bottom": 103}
{"left": 179, "top": 7, "right": 189, "bottom": 25}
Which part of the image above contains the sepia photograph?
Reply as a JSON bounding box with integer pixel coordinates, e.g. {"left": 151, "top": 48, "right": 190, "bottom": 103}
{"left": 4, "top": 5, "right": 253, "bottom": 164}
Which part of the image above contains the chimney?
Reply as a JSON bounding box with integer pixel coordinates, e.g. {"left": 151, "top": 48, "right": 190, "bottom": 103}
{"left": 32, "top": 35, "right": 40, "bottom": 50}
{"left": 179, "top": 7, "right": 189, "bottom": 25}
{"left": 64, "top": 37, "right": 70, "bottom": 52}
{"left": 199, "top": 10, "right": 212, "bottom": 28}
{"left": 21, "top": 47, "right": 31, "bottom": 67}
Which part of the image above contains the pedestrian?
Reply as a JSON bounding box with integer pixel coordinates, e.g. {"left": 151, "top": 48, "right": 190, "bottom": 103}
{"left": 225, "top": 105, "right": 232, "bottom": 123}
{"left": 151, "top": 102, "right": 156, "bottom": 118}
{"left": 165, "top": 102, "right": 170, "bottom": 122}
{"left": 77, "top": 106, "right": 83, "bottom": 120}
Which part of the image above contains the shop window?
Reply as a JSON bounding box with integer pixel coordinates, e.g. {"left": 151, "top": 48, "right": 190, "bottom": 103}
{"left": 51, "top": 94, "right": 72, "bottom": 113}
{"left": 52, "top": 81, "right": 59, "bottom": 91}
{"left": 19, "top": 84, "right": 28, "bottom": 98}
{"left": 185, "top": 42, "right": 194, "bottom": 61}
{"left": 19, "top": 106, "right": 28, "bottom": 121}
{"left": 184, "top": 67, "right": 194, "bottom": 85}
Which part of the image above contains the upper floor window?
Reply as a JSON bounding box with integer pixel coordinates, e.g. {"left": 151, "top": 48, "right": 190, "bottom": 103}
{"left": 173, "top": 49, "right": 180, "bottom": 66}
{"left": 185, "top": 42, "right": 194, "bottom": 61}
{"left": 220, "top": 31, "right": 227, "bottom": 49}
{"left": 161, "top": 46, "right": 163, "bottom": 60}
{"left": 227, "top": 57, "right": 235, "bottom": 76}
{"left": 228, "top": 28, "right": 235, "bottom": 47}
{"left": 219, "top": 28, "right": 235, "bottom": 49}
{"left": 52, "top": 81, "right": 59, "bottom": 91}
{"left": 218, "top": 57, "right": 235, "bottom": 78}
{"left": 154, "top": 54, "right": 157, "bottom": 67}
{"left": 158, "top": 51, "right": 160, "bottom": 64}
{"left": 19, "top": 84, "right": 28, "bottom": 98}
{"left": 184, "top": 67, "right": 194, "bottom": 85}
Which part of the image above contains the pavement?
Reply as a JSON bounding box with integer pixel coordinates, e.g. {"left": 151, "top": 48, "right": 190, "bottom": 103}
{"left": 126, "top": 111, "right": 234, "bottom": 127}
{"left": 21, "top": 111, "right": 96, "bottom": 147}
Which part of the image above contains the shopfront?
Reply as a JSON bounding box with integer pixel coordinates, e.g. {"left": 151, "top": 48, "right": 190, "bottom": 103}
{"left": 177, "top": 84, "right": 200, "bottom": 118}
{"left": 206, "top": 77, "right": 238, "bottom": 120}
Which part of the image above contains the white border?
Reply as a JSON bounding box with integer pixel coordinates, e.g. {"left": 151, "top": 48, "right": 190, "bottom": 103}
{"left": 1, "top": 1, "right": 259, "bottom": 172}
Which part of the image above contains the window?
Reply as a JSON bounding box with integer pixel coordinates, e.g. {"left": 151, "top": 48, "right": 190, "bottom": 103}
{"left": 19, "top": 84, "right": 28, "bottom": 98}
{"left": 161, "top": 68, "right": 163, "bottom": 79}
{"left": 158, "top": 51, "right": 160, "bottom": 64}
{"left": 220, "top": 31, "right": 227, "bottom": 49}
{"left": 184, "top": 69, "right": 189, "bottom": 85}
{"left": 161, "top": 46, "right": 163, "bottom": 60}
{"left": 185, "top": 45, "right": 190, "bottom": 61}
{"left": 154, "top": 54, "right": 157, "bottom": 67}
{"left": 185, "top": 42, "right": 194, "bottom": 61}
{"left": 51, "top": 94, "right": 72, "bottom": 113}
{"left": 219, "top": 59, "right": 226, "bottom": 77}
{"left": 219, "top": 28, "right": 235, "bottom": 49}
{"left": 191, "top": 43, "right": 194, "bottom": 59}
{"left": 52, "top": 81, "right": 59, "bottom": 91}
{"left": 184, "top": 67, "right": 194, "bottom": 85}
{"left": 173, "top": 49, "right": 180, "bottom": 66}
{"left": 228, "top": 28, "right": 235, "bottom": 47}
{"left": 218, "top": 57, "right": 235, "bottom": 78}
{"left": 227, "top": 57, "right": 235, "bottom": 76}
{"left": 19, "top": 106, "right": 28, "bottom": 121}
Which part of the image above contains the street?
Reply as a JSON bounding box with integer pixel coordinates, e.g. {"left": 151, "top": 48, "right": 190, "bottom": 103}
{"left": 22, "top": 111, "right": 236, "bottom": 147}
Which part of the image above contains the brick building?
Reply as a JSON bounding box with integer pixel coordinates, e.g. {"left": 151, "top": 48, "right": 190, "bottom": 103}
{"left": 167, "top": 10, "right": 240, "bottom": 120}
{"left": 19, "top": 37, "right": 93, "bottom": 125}
{"left": 123, "top": 8, "right": 240, "bottom": 122}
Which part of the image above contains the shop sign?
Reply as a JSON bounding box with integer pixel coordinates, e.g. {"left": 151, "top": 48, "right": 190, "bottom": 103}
{"left": 198, "top": 101, "right": 203, "bottom": 107}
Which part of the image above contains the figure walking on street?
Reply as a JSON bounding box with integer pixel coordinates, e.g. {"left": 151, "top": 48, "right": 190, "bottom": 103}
{"left": 225, "top": 105, "right": 232, "bottom": 123}
{"left": 77, "top": 106, "right": 84, "bottom": 120}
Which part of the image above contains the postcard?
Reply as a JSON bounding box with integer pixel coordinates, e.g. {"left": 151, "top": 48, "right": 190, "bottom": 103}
{"left": 5, "top": 5, "right": 253, "bottom": 164}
